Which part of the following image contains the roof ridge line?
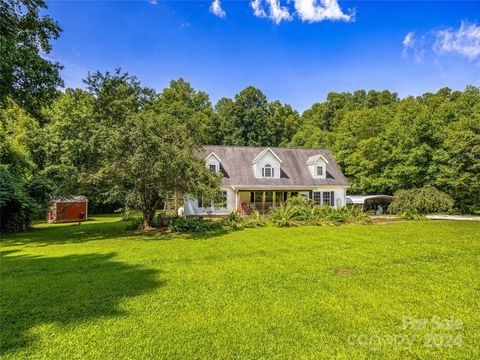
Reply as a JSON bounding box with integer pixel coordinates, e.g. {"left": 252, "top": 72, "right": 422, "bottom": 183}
{"left": 203, "top": 145, "right": 329, "bottom": 151}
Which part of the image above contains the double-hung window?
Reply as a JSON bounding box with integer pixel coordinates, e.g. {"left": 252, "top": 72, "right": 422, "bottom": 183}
{"left": 322, "top": 191, "right": 334, "bottom": 206}
{"left": 209, "top": 164, "right": 217, "bottom": 172}
{"left": 313, "top": 191, "right": 322, "bottom": 204}
{"left": 262, "top": 164, "right": 274, "bottom": 178}
{"left": 316, "top": 166, "right": 323, "bottom": 176}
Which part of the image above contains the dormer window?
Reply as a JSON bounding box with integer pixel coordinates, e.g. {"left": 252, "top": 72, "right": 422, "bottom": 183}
{"left": 307, "top": 153, "right": 328, "bottom": 179}
{"left": 262, "top": 164, "right": 274, "bottom": 178}
{"left": 252, "top": 148, "right": 282, "bottom": 179}
{"left": 205, "top": 152, "right": 221, "bottom": 174}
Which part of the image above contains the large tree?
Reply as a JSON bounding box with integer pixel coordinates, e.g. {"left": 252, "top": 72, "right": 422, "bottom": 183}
{"left": 221, "top": 86, "right": 270, "bottom": 146}
{"left": 105, "top": 110, "right": 221, "bottom": 228}
{"left": 0, "top": 0, "right": 63, "bottom": 120}
{"left": 267, "top": 101, "right": 300, "bottom": 147}
{"left": 152, "top": 78, "right": 213, "bottom": 144}
{"left": 214, "top": 87, "right": 299, "bottom": 147}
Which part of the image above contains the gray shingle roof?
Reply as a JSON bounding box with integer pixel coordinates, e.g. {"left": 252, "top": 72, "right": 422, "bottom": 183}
{"left": 201, "top": 146, "right": 349, "bottom": 189}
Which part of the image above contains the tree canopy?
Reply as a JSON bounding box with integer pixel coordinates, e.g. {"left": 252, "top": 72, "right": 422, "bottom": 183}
{"left": 0, "top": 0, "right": 63, "bottom": 120}
{"left": 0, "top": 0, "right": 478, "bottom": 231}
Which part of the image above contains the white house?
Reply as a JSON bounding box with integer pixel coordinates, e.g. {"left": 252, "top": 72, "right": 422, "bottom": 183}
{"left": 184, "top": 146, "right": 350, "bottom": 216}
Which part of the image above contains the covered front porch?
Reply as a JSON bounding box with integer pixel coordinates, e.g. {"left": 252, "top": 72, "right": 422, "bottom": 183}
{"left": 236, "top": 190, "right": 307, "bottom": 213}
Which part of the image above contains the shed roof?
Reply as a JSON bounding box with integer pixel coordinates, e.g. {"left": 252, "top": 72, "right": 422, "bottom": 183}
{"left": 200, "top": 145, "right": 349, "bottom": 188}
{"left": 53, "top": 196, "right": 88, "bottom": 203}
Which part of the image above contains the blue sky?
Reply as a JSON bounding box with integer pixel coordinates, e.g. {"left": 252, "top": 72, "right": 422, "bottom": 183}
{"left": 46, "top": 0, "right": 479, "bottom": 111}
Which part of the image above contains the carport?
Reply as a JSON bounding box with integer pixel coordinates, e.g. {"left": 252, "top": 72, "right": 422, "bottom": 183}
{"left": 346, "top": 195, "right": 394, "bottom": 215}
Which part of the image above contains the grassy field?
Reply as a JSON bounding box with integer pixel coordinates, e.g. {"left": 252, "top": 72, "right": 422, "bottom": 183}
{"left": 1, "top": 216, "right": 479, "bottom": 359}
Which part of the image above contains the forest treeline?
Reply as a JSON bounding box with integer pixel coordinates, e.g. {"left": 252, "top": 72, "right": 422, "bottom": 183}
{"left": 1, "top": 0, "right": 479, "bottom": 232}
{"left": 3, "top": 72, "right": 479, "bottom": 216}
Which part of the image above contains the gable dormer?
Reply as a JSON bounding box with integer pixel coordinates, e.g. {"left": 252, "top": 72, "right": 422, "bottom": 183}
{"left": 205, "top": 152, "right": 221, "bottom": 172}
{"left": 252, "top": 148, "right": 282, "bottom": 179}
{"left": 306, "top": 154, "right": 328, "bottom": 179}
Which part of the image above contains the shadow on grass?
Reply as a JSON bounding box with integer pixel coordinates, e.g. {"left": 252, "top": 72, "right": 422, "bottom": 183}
{"left": 1, "top": 219, "right": 239, "bottom": 247}
{"left": 1, "top": 220, "right": 165, "bottom": 247}
{"left": 0, "top": 250, "right": 161, "bottom": 355}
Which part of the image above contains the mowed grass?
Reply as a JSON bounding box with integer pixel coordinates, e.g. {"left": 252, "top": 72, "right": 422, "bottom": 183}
{"left": 1, "top": 216, "right": 479, "bottom": 359}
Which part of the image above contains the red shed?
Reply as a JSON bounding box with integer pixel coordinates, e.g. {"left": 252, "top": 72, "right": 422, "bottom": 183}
{"left": 48, "top": 196, "right": 88, "bottom": 223}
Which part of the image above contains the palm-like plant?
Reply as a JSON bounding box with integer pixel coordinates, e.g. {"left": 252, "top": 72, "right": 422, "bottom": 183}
{"left": 269, "top": 204, "right": 301, "bottom": 227}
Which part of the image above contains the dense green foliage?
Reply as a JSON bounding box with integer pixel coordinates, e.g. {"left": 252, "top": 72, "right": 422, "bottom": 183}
{"left": 268, "top": 201, "right": 370, "bottom": 227}
{"left": 1, "top": 2, "right": 478, "bottom": 232}
{"left": 162, "top": 199, "right": 369, "bottom": 233}
{"left": 389, "top": 186, "right": 454, "bottom": 215}
{"left": 0, "top": 168, "right": 33, "bottom": 232}
{"left": 0, "top": 0, "right": 63, "bottom": 120}
{"left": 114, "top": 110, "right": 221, "bottom": 228}
{"left": 290, "top": 88, "right": 480, "bottom": 214}
{"left": 1, "top": 216, "right": 479, "bottom": 358}
{"left": 3, "top": 84, "right": 479, "bottom": 231}
{"left": 212, "top": 86, "right": 301, "bottom": 146}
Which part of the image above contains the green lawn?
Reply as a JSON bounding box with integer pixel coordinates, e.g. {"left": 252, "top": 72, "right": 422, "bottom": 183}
{"left": 1, "top": 216, "right": 479, "bottom": 359}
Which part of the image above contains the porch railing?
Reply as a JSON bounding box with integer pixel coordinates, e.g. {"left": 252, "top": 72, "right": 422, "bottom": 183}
{"left": 250, "top": 202, "right": 283, "bottom": 213}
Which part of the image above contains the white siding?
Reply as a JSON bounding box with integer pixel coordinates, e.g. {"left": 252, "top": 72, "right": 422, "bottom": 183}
{"left": 311, "top": 187, "right": 347, "bottom": 208}
{"left": 253, "top": 152, "right": 281, "bottom": 179}
{"left": 184, "top": 187, "right": 235, "bottom": 216}
{"left": 205, "top": 154, "right": 220, "bottom": 172}
{"left": 308, "top": 158, "right": 327, "bottom": 179}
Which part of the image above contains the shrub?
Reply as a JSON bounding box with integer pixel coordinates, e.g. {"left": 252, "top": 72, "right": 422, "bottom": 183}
{"left": 401, "top": 206, "right": 426, "bottom": 221}
{"left": 389, "top": 187, "right": 454, "bottom": 215}
{"left": 221, "top": 211, "right": 244, "bottom": 230}
{"left": 267, "top": 202, "right": 370, "bottom": 227}
{"left": 243, "top": 209, "right": 266, "bottom": 228}
{"left": 168, "top": 217, "right": 223, "bottom": 233}
{"left": 268, "top": 204, "right": 303, "bottom": 227}
{"left": 307, "top": 205, "right": 369, "bottom": 225}
{"left": 285, "top": 196, "right": 314, "bottom": 207}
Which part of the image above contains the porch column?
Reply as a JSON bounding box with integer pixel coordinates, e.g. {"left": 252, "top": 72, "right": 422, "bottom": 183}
{"left": 262, "top": 191, "right": 266, "bottom": 212}
{"left": 235, "top": 191, "right": 239, "bottom": 212}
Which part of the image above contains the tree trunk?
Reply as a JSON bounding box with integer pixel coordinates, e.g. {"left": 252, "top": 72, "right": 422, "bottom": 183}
{"left": 143, "top": 208, "right": 154, "bottom": 229}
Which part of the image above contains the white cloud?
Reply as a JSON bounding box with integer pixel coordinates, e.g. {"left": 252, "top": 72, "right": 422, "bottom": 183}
{"left": 294, "top": 0, "right": 354, "bottom": 23}
{"left": 250, "top": 0, "right": 292, "bottom": 24}
{"left": 251, "top": 0, "right": 267, "bottom": 18}
{"left": 403, "top": 31, "right": 415, "bottom": 48}
{"left": 148, "top": 0, "right": 157, "bottom": 5}
{"left": 210, "top": 0, "right": 226, "bottom": 18}
{"left": 401, "top": 31, "right": 425, "bottom": 62}
{"left": 434, "top": 21, "right": 480, "bottom": 60}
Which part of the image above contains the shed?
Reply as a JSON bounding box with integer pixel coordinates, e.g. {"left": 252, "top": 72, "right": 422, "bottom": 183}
{"left": 48, "top": 196, "right": 88, "bottom": 223}
{"left": 346, "top": 195, "right": 393, "bottom": 215}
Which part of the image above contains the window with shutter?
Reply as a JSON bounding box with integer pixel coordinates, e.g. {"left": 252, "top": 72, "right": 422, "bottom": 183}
{"left": 322, "top": 192, "right": 331, "bottom": 206}
{"left": 262, "top": 164, "right": 273, "bottom": 177}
